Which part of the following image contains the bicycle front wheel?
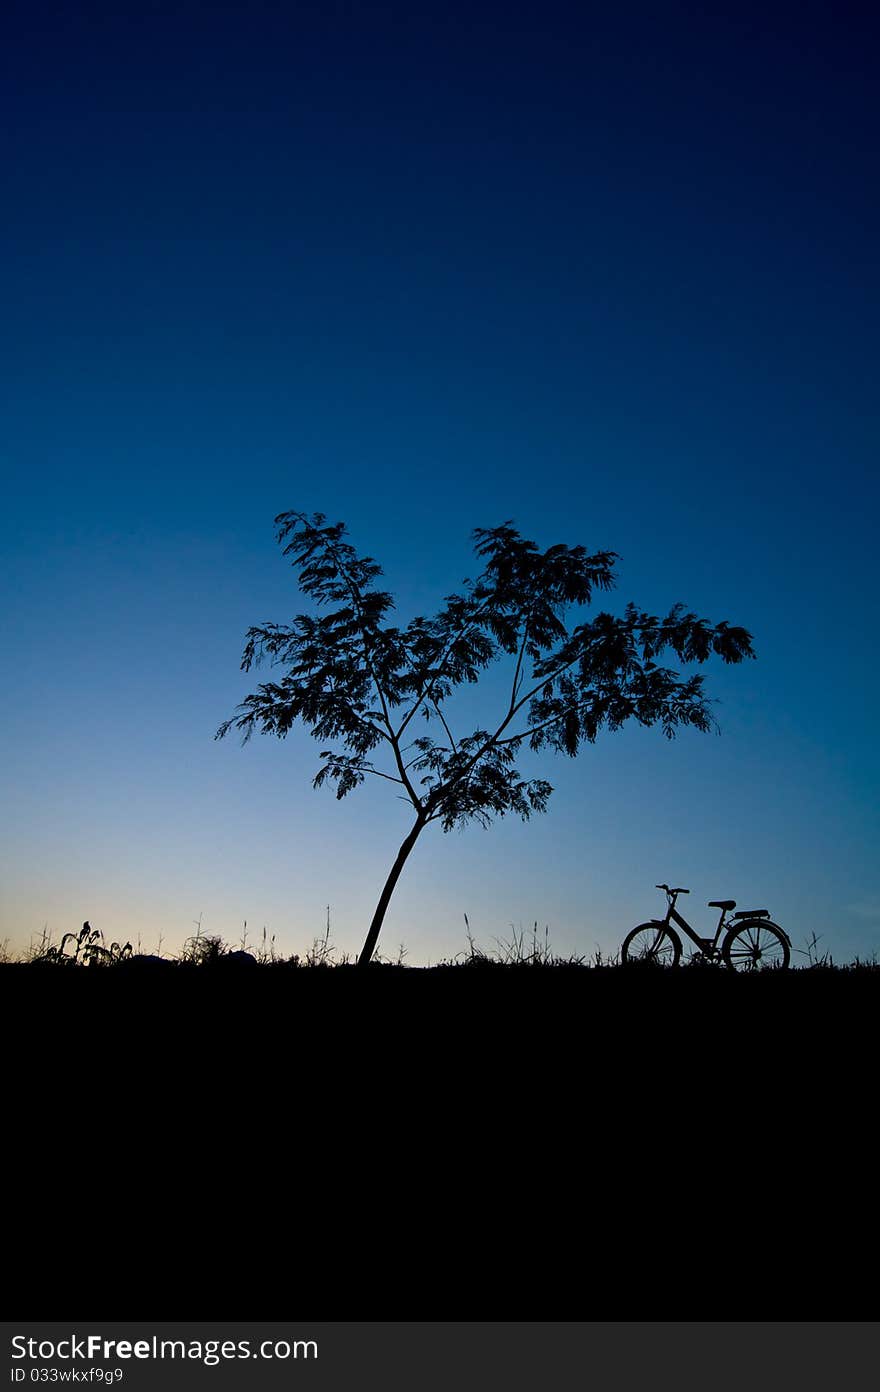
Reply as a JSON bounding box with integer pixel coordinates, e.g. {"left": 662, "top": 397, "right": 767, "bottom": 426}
{"left": 620, "top": 922, "right": 682, "bottom": 968}
{"left": 722, "top": 920, "right": 790, "bottom": 971}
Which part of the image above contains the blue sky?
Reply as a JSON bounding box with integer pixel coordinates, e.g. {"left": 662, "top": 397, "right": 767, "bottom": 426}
{"left": 2, "top": 1, "right": 878, "bottom": 963}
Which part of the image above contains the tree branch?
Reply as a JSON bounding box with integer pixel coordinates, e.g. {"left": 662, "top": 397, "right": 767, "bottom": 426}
{"left": 319, "top": 527, "right": 424, "bottom": 809}
{"left": 431, "top": 698, "right": 459, "bottom": 754}
{"left": 394, "top": 587, "right": 500, "bottom": 742}
{"left": 348, "top": 764, "right": 406, "bottom": 786}
{"left": 509, "top": 618, "right": 531, "bottom": 711}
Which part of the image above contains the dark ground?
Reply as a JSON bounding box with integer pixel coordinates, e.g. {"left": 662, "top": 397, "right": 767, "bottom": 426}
{"left": 5, "top": 964, "right": 875, "bottom": 1321}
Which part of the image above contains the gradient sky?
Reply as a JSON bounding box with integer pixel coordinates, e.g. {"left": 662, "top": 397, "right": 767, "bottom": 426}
{"left": 2, "top": 1, "right": 878, "bottom": 964}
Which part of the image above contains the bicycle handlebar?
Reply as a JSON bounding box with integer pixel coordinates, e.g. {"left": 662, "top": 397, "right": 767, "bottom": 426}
{"left": 656, "top": 884, "right": 690, "bottom": 895}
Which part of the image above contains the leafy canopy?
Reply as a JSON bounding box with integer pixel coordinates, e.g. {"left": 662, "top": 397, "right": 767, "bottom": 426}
{"left": 216, "top": 511, "right": 755, "bottom": 830}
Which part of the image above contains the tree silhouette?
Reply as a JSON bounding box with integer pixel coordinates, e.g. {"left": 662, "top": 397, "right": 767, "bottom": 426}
{"left": 217, "top": 511, "right": 755, "bottom": 965}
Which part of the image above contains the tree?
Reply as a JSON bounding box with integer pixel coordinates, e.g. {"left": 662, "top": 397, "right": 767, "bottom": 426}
{"left": 216, "top": 511, "right": 755, "bottom": 965}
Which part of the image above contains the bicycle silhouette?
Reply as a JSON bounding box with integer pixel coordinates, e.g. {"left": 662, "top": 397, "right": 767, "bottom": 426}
{"left": 621, "top": 884, "right": 791, "bottom": 970}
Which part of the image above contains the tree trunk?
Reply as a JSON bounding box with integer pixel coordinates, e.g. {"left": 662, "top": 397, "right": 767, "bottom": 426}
{"left": 357, "top": 815, "right": 426, "bottom": 966}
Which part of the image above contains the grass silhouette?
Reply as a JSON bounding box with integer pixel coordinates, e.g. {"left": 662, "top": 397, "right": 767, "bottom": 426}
{"left": 4, "top": 914, "right": 876, "bottom": 972}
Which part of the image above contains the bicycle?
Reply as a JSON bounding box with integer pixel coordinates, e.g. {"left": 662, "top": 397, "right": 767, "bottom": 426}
{"left": 620, "top": 884, "right": 791, "bottom": 970}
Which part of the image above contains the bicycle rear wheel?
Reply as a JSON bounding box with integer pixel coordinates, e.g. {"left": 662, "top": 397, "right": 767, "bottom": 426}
{"left": 620, "top": 922, "right": 682, "bottom": 968}
{"left": 722, "top": 920, "right": 790, "bottom": 971}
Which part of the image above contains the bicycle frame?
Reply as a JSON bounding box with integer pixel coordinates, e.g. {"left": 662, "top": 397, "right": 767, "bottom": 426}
{"left": 661, "top": 892, "right": 729, "bottom": 956}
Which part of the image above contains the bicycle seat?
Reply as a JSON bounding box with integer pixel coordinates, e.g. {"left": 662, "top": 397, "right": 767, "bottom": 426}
{"left": 708, "top": 900, "right": 736, "bottom": 911}
{"left": 733, "top": 909, "right": 769, "bottom": 919}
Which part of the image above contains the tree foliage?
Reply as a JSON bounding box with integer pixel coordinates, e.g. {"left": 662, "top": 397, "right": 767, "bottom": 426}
{"left": 217, "top": 511, "right": 755, "bottom": 960}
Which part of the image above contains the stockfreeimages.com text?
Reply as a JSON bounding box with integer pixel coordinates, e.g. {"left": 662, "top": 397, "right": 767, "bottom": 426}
{"left": 10, "top": 1337, "right": 317, "bottom": 1367}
